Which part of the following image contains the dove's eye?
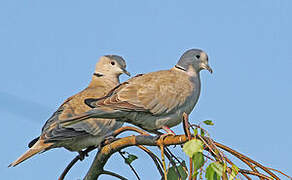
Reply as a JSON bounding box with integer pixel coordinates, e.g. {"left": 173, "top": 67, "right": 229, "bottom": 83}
{"left": 111, "top": 61, "right": 115, "bottom": 65}
{"left": 196, "top": 55, "right": 200, "bottom": 59}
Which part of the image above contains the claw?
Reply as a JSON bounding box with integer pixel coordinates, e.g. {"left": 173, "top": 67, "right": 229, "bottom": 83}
{"left": 99, "top": 135, "right": 117, "bottom": 149}
{"left": 78, "top": 150, "right": 89, "bottom": 161}
{"left": 159, "top": 126, "right": 176, "bottom": 140}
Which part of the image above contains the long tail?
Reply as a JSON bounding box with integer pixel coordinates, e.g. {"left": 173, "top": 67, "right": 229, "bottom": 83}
{"left": 8, "top": 140, "right": 53, "bottom": 167}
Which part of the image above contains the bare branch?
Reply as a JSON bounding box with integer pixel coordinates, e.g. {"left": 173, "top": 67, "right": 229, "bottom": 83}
{"left": 238, "top": 169, "right": 273, "bottom": 180}
{"left": 138, "top": 145, "right": 164, "bottom": 177}
{"left": 58, "top": 146, "right": 96, "bottom": 180}
{"left": 214, "top": 141, "right": 280, "bottom": 180}
{"left": 102, "top": 170, "right": 128, "bottom": 180}
{"left": 118, "top": 151, "right": 141, "bottom": 180}
{"left": 58, "top": 125, "right": 286, "bottom": 180}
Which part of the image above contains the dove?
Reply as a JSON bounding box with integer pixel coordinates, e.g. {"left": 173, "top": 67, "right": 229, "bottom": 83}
{"left": 9, "top": 55, "right": 130, "bottom": 167}
{"left": 60, "top": 49, "right": 212, "bottom": 135}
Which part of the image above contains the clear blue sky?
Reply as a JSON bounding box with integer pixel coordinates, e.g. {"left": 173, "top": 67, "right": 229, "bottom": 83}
{"left": 1, "top": 0, "right": 291, "bottom": 179}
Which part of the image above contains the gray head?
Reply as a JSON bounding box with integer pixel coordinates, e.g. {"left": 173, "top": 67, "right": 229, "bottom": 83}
{"left": 94, "top": 55, "right": 131, "bottom": 77}
{"left": 175, "top": 49, "right": 212, "bottom": 74}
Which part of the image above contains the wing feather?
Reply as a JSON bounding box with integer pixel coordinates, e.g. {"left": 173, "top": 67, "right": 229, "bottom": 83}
{"left": 90, "top": 70, "right": 193, "bottom": 115}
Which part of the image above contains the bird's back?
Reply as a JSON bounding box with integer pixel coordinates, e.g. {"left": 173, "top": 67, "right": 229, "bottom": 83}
{"left": 36, "top": 80, "right": 123, "bottom": 148}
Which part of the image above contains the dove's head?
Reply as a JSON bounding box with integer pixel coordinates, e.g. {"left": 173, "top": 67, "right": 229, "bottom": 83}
{"left": 175, "top": 49, "right": 212, "bottom": 75}
{"left": 94, "top": 55, "right": 130, "bottom": 77}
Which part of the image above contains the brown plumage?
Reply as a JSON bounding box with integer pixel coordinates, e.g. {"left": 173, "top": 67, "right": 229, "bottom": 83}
{"left": 61, "top": 49, "right": 212, "bottom": 134}
{"left": 93, "top": 69, "right": 193, "bottom": 115}
{"left": 9, "top": 55, "right": 130, "bottom": 167}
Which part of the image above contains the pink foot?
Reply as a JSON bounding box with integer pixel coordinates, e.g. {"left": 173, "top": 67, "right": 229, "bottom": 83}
{"left": 162, "top": 126, "right": 176, "bottom": 135}
{"left": 159, "top": 126, "right": 176, "bottom": 140}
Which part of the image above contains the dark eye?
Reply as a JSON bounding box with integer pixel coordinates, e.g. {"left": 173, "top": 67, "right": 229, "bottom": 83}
{"left": 196, "top": 55, "right": 200, "bottom": 59}
{"left": 111, "top": 61, "right": 115, "bottom": 65}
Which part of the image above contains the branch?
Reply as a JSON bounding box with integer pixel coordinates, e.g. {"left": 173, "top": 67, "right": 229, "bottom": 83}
{"left": 138, "top": 145, "right": 164, "bottom": 177}
{"left": 58, "top": 146, "right": 96, "bottom": 180}
{"left": 102, "top": 170, "right": 128, "bottom": 180}
{"left": 118, "top": 151, "right": 141, "bottom": 180}
{"left": 59, "top": 125, "right": 287, "bottom": 180}
{"left": 214, "top": 141, "right": 280, "bottom": 180}
{"left": 84, "top": 135, "right": 189, "bottom": 180}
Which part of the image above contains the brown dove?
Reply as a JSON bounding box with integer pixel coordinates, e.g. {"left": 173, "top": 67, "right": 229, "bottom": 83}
{"left": 61, "top": 49, "right": 212, "bottom": 134}
{"left": 9, "top": 55, "right": 130, "bottom": 167}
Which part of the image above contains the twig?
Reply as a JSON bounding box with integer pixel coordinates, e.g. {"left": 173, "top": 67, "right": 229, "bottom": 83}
{"left": 182, "top": 113, "right": 193, "bottom": 180}
{"left": 138, "top": 145, "right": 164, "bottom": 177}
{"left": 83, "top": 135, "right": 189, "bottom": 180}
{"left": 112, "top": 126, "right": 150, "bottom": 136}
{"left": 58, "top": 146, "right": 96, "bottom": 180}
{"left": 265, "top": 167, "right": 292, "bottom": 179}
{"left": 59, "top": 126, "right": 149, "bottom": 179}
{"left": 165, "top": 147, "right": 184, "bottom": 167}
{"left": 81, "top": 132, "right": 284, "bottom": 180}
{"left": 164, "top": 147, "right": 182, "bottom": 180}
{"left": 159, "top": 145, "right": 167, "bottom": 180}
{"left": 214, "top": 141, "right": 280, "bottom": 180}
{"left": 58, "top": 155, "right": 80, "bottom": 180}
{"left": 224, "top": 155, "right": 251, "bottom": 180}
{"left": 118, "top": 151, "right": 141, "bottom": 180}
{"left": 102, "top": 170, "right": 128, "bottom": 180}
{"left": 238, "top": 169, "right": 273, "bottom": 180}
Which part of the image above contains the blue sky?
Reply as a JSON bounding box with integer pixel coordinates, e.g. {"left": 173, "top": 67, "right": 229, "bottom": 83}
{"left": 1, "top": 0, "right": 291, "bottom": 179}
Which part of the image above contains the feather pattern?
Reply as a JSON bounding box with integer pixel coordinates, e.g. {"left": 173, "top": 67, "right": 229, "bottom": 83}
{"left": 91, "top": 69, "right": 194, "bottom": 115}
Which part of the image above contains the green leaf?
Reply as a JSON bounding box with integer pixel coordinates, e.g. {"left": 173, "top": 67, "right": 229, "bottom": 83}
{"left": 203, "top": 120, "right": 214, "bottom": 126}
{"left": 183, "top": 139, "right": 203, "bottom": 157}
{"left": 193, "top": 128, "right": 198, "bottom": 136}
{"left": 166, "top": 161, "right": 188, "bottom": 180}
{"left": 205, "top": 162, "right": 223, "bottom": 180}
{"left": 193, "top": 152, "right": 204, "bottom": 171}
{"left": 211, "top": 162, "right": 223, "bottom": 177}
{"left": 124, "top": 154, "right": 138, "bottom": 165}
{"left": 228, "top": 165, "right": 239, "bottom": 180}
{"left": 200, "top": 128, "right": 205, "bottom": 137}
{"left": 192, "top": 152, "right": 205, "bottom": 178}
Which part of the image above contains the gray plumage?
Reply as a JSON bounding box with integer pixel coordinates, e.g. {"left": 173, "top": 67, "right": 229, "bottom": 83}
{"left": 61, "top": 48, "right": 212, "bottom": 133}
{"left": 9, "top": 55, "right": 130, "bottom": 167}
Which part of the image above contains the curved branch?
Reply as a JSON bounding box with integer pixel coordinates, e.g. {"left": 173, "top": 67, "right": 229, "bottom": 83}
{"left": 102, "top": 170, "right": 128, "bottom": 180}
{"left": 58, "top": 155, "right": 80, "bottom": 180}
{"left": 118, "top": 151, "right": 141, "bottom": 180}
{"left": 238, "top": 169, "right": 273, "bottom": 180}
{"left": 84, "top": 135, "right": 189, "bottom": 180}
{"left": 58, "top": 146, "right": 96, "bottom": 180}
{"left": 112, "top": 126, "right": 150, "bottom": 136}
{"left": 59, "top": 126, "right": 150, "bottom": 180}
{"left": 138, "top": 145, "right": 164, "bottom": 177}
{"left": 214, "top": 141, "right": 280, "bottom": 180}
{"left": 83, "top": 134, "right": 285, "bottom": 180}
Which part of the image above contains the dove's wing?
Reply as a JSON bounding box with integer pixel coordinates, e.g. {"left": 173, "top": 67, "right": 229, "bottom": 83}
{"left": 89, "top": 70, "right": 194, "bottom": 115}
{"left": 36, "top": 85, "right": 120, "bottom": 143}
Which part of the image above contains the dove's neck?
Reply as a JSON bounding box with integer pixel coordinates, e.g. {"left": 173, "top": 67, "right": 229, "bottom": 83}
{"left": 88, "top": 73, "right": 120, "bottom": 88}
{"left": 172, "top": 65, "right": 200, "bottom": 78}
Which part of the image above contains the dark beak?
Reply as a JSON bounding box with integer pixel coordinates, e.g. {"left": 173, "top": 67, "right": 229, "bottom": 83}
{"left": 202, "top": 64, "right": 213, "bottom": 74}
{"left": 206, "top": 65, "right": 213, "bottom": 74}
{"left": 122, "top": 68, "right": 131, "bottom": 76}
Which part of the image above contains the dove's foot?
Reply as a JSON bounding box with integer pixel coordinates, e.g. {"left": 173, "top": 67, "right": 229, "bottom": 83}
{"left": 159, "top": 126, "right": 176, "bottom": 140}
{"left": 77, "top": 150, "right": 89, "bottom": 161}
{"left": 99, "top": 135, "right": 116, "bottom": 149}
{"left": 162, "top": 126, "right": 175, "bottom": 135}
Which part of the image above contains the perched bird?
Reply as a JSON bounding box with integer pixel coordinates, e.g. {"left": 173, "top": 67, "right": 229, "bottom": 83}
{"left": 9, "top": 55, "right": 130, "bottom": 167}
{"left": 61, "top": 49, "right": 212, "bottom": 134}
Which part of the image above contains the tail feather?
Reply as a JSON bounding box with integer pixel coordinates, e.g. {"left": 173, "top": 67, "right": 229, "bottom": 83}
{"left": 8, "top": 140, "right": 53, "bottom": 167}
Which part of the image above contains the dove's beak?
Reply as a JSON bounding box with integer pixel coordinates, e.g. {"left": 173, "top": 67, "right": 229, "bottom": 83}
{"left": 206, "top": 65, "right": 213, "bottom": 74}
{"left": 202, "top": 64, "right": 213, "bottom": 74}
{"left": 122, "top": 68, "right": 131, "bottom": 76}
